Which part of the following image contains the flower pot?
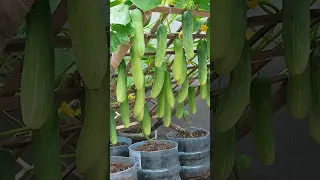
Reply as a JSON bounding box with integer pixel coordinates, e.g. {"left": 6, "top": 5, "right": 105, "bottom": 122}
{"left": 110, "top": 156, "right": 138, "bottom": 180}
{"left": 110, "top": 137, "right": 132, "bottom": 157}
{"left": 117, "top": 125, "right": 157, "bottom": 143}
{"left": 166, "top": 127, "right": 210, "bottom": 179}
{"left": 128, "top": 140, "right": 181, "bottom": 180}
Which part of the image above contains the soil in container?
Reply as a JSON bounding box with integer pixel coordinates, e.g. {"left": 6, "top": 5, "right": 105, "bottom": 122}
{"left": 133, "top": 141, "right": 174, "bottom": 151}
{"left": 168, "top": 130, "right": 208, "bottom": 138}
{"left": 110, "top": 142, "right": 128, "bottom": 147}
{"left": 110, "top": 162, "right": 133, "bottom": 174}
{"left": 122, "top": 126, "right": 141, "bottom": 133}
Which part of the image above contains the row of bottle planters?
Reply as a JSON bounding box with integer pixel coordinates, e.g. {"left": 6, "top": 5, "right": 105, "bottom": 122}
{"left": 110, "top": 127, "right": 210, "bottom": 180}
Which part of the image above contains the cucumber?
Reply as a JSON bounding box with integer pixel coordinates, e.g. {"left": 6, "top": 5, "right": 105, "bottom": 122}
{"left": 309, "top": 47, "right": 320, "bottom": 143}
{"left": 150, "top": 64, "right": 165, "bottom": 98}
{"left": 131, "top": 9, "right": 145, "bottom": 57}
{"left": 188, "top": 86, "right": 196, "bottom": 114}
{"left": 287, "top": 62, "right": 311, "bottom": 120}
{"left": 177, "top": 53, "right": 188, "bottom": 85}
{"left": 116, "top": 60, "right": 127, "bottom": 103}
{"left": 251, "top": 76, "right": 275, "bottom": 165}
{"left": 157, "top": 89, "right": 165, "bottom": 118}
{"left": 21, "top": 0, "right": 55, "bottom": 129}
{"left": 75, "top": 77, "right": 109, "bottom": 173}
{"left": 130, "top": 47, "right": 144, "bottom": 90}
{"left": 283, "top": 0, "right": 310, "bottom": 75}
{"left": 136, "top": 110, "right": 144, "bottom": 121}
{"left": 212, "top": 126, "right": 236, "bottom": 180}
{"left": 215, "top": 42, "right": 251, "bottom": 132}
{"left": 120, "top": 96, "right": 130, "bottom": 128}
{"left": 182, "top": 11, "right": 195, "bottom": 59}
{"left": 155, "top": 23, "right": 167, "bottom": 67}
{"left": 164, "top": 71, "right": 175, "bottom": 108}
{"left": 176, "top": 102, "right": 184, "bottom": 119}
{"left": 197, "top": 40, "right": 208, "bottom": 85}
{"left": 142, "top": 105, "right": 151, "bottom": 136}
{"left": 173, "top": 39, "right": 184, "bottom": 81}
{"left": 110, "top": 109, "right": 117, "bottom": 145}
{"left": 212, "top": 0, "right": 247, "bottom": 75}
{"left": 82, "top": 151, "right": 107, "bottom": 180}
{"left": 177, "top": 76, "right": 189, "bottom": 103}
{"left": 200, "top": 83, "right": 207, "bottom": 100}
{"left": 134, "top": 86, "right": 145, "bottom": 119}
{"left": 0, "top": 148, "right": 15, "bottom": 180}
{"left": 32, "top": 106, "right": 60, "bottom": 180}
{"left": 163, "top": 104, "right": 172, "bottom": 127}
{"left": 67, "top": 0, "right": 108, "bottom": 89}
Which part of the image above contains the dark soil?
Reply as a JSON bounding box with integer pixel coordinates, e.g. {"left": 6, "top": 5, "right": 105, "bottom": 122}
{"left": 121, "top": 126, "right": 141, "bottom": 133}
{"left": 110, "top": 162, "right": 133, "bottom": 174}
{"left": 110, "top": 142, "right": 128, "bottom": 147}
{"left": 133, "top": 141, "right": 174, "bottom": 151}
{"left": 170, "top": 130, "right": 207, "bottom": 138}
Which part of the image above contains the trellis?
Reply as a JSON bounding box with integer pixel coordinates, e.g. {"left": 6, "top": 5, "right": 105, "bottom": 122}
{"left": 0, "top": 0, "right": 320, "bottom": 179}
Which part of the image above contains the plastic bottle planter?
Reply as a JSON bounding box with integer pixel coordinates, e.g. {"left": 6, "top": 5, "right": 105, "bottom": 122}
{"left": 117, "top": 125, "right": 157, "bottom": 143}
{"left": 110, "top": 156, "right": 138, "bottom": 180}
{"left": 128, "top": 140, "right": 181, "bottom": 180}
{"left": 166, "top": 127, "right": 210, "bottom": 179}
{"left": 110, "top": 137, "right": 132, "bottom": 157}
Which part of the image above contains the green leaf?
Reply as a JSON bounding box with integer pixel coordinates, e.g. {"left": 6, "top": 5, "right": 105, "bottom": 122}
{"left": 110, "top": 0, "right": 123, "bottom": 7}
{"left": 130, "top": 0, "right": 161, "bottom": 12}
{"left": 194, "top": 0, "right": 210, "bottom": 11}
{"left": 193, "top": 18, "right": 207, "bottom": 32}
{"left": 110, "top": 4, "right": 131, "bottom": 25}
{"left": 110, "top": 24, "right": 134, "bottom": 53}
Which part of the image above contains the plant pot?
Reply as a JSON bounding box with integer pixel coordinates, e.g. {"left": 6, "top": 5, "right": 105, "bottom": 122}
{"left": 128, "top": 140, "right": 181, "bottom": 180}
{"left": 117, "top": 125, "right": 157, "bottom": 143}
{"left": 110, "top": 156, "right": 138, "bottom": 180}
{"left": 110, "top": 137, "right": 132, "bottom": 157}
{"left": 166, "top": 127, "right": 210, "bottom": 179}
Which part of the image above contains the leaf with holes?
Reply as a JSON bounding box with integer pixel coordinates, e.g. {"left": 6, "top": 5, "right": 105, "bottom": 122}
{"left": 110, "top": 4, "right": 131, "bottom": 25}
{"left": 130, "top": 0, "right": 161, "bottom": 12}
{"left": 110, "top": 23, "right": 134, "bottom": 53}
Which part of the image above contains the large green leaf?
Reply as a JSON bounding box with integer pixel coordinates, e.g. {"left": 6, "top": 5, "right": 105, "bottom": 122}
{"left": 110, "top": 23, "right": 134, "bottom": 53}
{"left": 130, "top": 0, "right": 161, "bottom": 12}
{"left": 194, "top": 0, "right": 210, "bottom": 10}
{"left": 110, "top": 4, "right": 131, "bottom": 25}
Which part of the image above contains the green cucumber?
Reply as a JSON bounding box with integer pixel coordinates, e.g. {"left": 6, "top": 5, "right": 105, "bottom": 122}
{"left": 157, "top": 89, "right": 165, "bottom": 118}
{"left": 188, "top": 86, "right": 196, "bottom": 114}
{"left": 176, "top": 102, "right": 184, "bottom": 119}
{"left": 182, "top": 11, "right": 195, "bottom": 59}
{"left": 120, "top": 96, "right": 130, "bottom": 128}
{"left": 200, "top": 83, "right": 207, "bottom": 100}
{"left": 130, "top": 47, "right": 144, "bottom": 90}
{"left": 177, "top": 76, "right": 189, "bottom": 103}
{"left": 110, "top": 109, "right": 117, "bottom": 145}
{"left": 116, "top": 60, "right": 127, "bottom": 103}
{"left": 155, "top": 23, "right": 167, "bottom": 67}
{"left": 163, "top": 104, "right": 172, "bottom": 127}
{"left": 131, "top": 9, "right": 145, "bottom": 57}
{"left": 142, "top": 105, "right": 151, "bottom": 136}
{"left": 134, "top": 86, "right": 145, "bottom": 119}
{"left": 164, "top": 71, "right": 175, "bottom": 108}
{"left": 173, "top": 39, "right": 184, "bottom": 81}
{"left": 197, "top": 40, "right": 208, "bottom": 85}
{"left": 177, "top": 54, "right": 188, "bottom": 85}
{"left": 150, "top": 64, "right": 165, "bottom": 98}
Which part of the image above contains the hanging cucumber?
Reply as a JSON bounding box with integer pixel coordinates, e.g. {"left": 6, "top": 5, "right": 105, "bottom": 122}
{"left": 116, "top": 60, "right": 127, "bottom": 103}
{"left": 110, "top": 109, "right": 117, "bottom": 145}
{"left": 212, "top": 0, "right": 247, "bottom": 75}
{"left": 177, "top": 53, "right": 188, "bottom": 85}
{"left": 287, "top": 62, "right": 311, "bottom": 120}
{"left": 200, "top": 83, "right": 207, "bottom": 100}
{"left": 177, "top": 76, "right": 189, "bottom": 103}
{"left": 131, "top": 9, "right": 145, "bottom": 57}
{"left": 182, "top": 11, "right": 195, "bottom": 59}
{"left": 163, "top": 104, "right": 172, "bottom": 127}
{"left": 157, "top": 89, "right": 165, "bottom": 118}
{"left": 176, "top": 102, "right": 184, "bottom": 119}
{"left": 67, "top": 0, "right": 108, "bottom": 89}
{"left": 150, "top": 64, "right": 165, "bottom": 98}
{"left": 251, "top": 76, "right": 275, "bottom": 165}
{"left": 134, "top": 86, "right": 145, "bottom": 119}
{"left": 32, "top": 106, "right": 61, "bottom": 180}
{"left": 215, "top": 42, "right": 251, "bottom": 132}
{"left": 142, "top": 105, "right": 151, "bottom": 136}
{"left": 21, "top": 0, "right": 55, "bottom": 129}
{"left": 120, "top": 96, "right": 130, "bottom": 128}
{"left": 173, "top": 39, "right": 184, "bottom": 81}
{"left": 197, "top": 40, "right": 208, "bottom": 85}
{"left": 283, "top": 0, "right": 310, "bottom": 75}
{"left": 76, "top": 77, "right": 109, "bottom": 173}
{"left": 155, "top": 23, "right": 167, "bottom": 67}
{"left": 164, "top": 71, "right": 175, "bottom": 108}
{"left": 136, "top": 109, "right": 144, "bottom": 121}
{"left": 188, "top": 86, "right": 196, "bottom": 114}
{"left": 0, "top": 148, "right": 15, "bottom": 180}
{"left": 130, "top": 47, "right": 144, "bottom": 90}
{"left": 309, "top": 47, "right": 320, "bottom": 143}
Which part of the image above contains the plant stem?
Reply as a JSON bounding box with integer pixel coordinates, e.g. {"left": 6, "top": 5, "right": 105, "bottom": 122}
{"left": 0, "top": 126, "right": 30, "bottom": 138}
{"left": 60, "top": 154, "right": 76, "bottom": 158}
